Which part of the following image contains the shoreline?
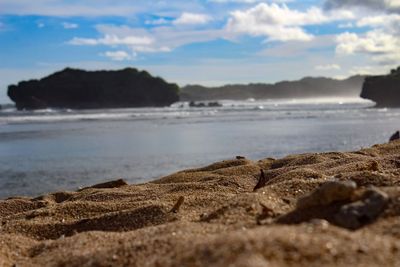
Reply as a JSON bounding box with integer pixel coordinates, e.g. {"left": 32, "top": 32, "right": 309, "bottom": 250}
{"left": 1, "top": 141, "right": 400, "bottom": 266}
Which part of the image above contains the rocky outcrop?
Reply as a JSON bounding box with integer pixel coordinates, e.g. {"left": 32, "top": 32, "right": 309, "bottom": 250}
{"left": 7, "top": 68, "right": 180, "bottom": 110}
{"left": 181, "top": 75, "right": 365, "bottom": 101}
{"left": 361, "top": 67, "right": 400, "bottom": 107}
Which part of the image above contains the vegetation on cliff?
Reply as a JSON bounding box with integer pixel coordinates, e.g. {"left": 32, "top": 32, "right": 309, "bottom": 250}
{"left": 180, "top": 76, "right": 365, "bottom": 101}
{"left": 7, "top": 68, "right": 180, "bottom": 110}
{"left": 361, "top": 67, "right": 400, "bottom": 107}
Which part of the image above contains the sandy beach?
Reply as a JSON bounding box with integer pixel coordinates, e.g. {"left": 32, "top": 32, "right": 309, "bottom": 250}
{"left": 1, "top": 141, "right": 400, "bottom": 266}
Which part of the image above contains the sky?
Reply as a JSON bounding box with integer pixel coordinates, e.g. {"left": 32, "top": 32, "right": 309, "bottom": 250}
{"left": 0, "top": 0, "right": 400, "bottom": 103}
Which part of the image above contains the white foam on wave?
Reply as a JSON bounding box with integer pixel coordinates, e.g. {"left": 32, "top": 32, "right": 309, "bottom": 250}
{"left": 0, "top": 108, "right": 201, "bottom": 124}
{"left": 1, "top": 113, "right": 130, "bottom": 124}
{"left": 220, "top": 97, "right": 373, "bottom": 106}
{"left": 0, "top": 98, "right": 376, "bottom": 125}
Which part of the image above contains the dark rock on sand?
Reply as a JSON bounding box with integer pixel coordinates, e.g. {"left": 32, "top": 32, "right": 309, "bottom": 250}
{"left": 334, "top": 187, "right": 389, "bottom": 229}
{"left": 296, "top": 180, "right": 357, "bottom": 209}
{"left": 390, "top": 131, "right": 400, "bottom": 142}
{"left": 78, "top": 179, "right": 128, "bottom": 191}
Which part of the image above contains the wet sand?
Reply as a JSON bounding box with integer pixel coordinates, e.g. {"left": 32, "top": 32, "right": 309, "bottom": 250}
{"left": 1, "top": 141, "right": 400, "bottom": 266}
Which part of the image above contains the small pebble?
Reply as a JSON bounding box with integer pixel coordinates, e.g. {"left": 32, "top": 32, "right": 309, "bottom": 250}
{"left": 309, "top": 219, "right": 330, "bottom": 229}
{"left": 200, "top": 213, "right": 208, "bottom": 219}
{"left": 232, "top": 253, "right": 269, "bottom": 267}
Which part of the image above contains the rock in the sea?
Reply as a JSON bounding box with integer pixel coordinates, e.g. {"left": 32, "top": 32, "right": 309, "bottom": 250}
{"left": 390, "top": 131, "right": 400, "bottom": 142}
{"left": 188, "top": 101, "right": 222, "bottom": 108}
{"left": 361, "top": 66, "right": 400, "bottom": 107}
{"left": 7, "top": 68, "right": 180, "bottom": 110}
{"left": 334, "top": 187, "right": 389, "bottom": 229}
{"left": 297, "top": 180, "right": 357, "bottom": 209}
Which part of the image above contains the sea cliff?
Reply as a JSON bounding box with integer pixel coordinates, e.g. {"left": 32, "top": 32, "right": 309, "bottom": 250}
{"left": 7, "top": 68, "right": 180, "bottom": 110}
{"left": 181, "top": 76, "right": 365, "bottom": 101}
{"left": 361, "top": 67, "right": 400, "bottom": 107}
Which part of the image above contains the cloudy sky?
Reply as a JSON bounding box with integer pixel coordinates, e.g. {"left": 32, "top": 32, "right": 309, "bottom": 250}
{"left": 0, "top": 0, "right": 399, "bottom": 103}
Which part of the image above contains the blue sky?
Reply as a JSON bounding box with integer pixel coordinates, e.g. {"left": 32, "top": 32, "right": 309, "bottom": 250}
{"left": 0, "top": 0, "right": 399, "bottom": 103}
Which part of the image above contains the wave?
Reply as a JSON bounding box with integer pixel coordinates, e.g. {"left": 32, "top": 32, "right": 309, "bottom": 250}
{"left": 0, "top": 98, "right": 376, "bottom": 125}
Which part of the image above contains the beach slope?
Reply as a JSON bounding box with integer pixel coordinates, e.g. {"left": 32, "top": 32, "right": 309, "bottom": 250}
{"left": 2, "top": 142, "right": 400, "bottom": 266}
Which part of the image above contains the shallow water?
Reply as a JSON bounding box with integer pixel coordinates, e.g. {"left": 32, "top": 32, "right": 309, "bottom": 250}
{"left": 1, "top": 98, "right": 399, "bottom": 199}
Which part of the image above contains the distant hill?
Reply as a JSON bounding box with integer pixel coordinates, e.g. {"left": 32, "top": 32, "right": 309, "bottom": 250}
{"left": 7, "top": 68, "right": 179, "bottom": 110}
{"left": 180, "top": 76, "right": 365, "bottom": 101}
{"left": 361, "top": 67, "right": 400, "bottom": 107}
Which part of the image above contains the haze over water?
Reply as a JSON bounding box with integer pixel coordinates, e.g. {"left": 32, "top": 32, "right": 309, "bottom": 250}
{"left": 1, "top": 98, "right": 398, "bottom": 198}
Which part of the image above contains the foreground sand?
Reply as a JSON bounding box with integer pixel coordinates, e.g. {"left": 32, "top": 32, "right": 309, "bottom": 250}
{"left": 2, "top": 142, "right": 400, "bottom": 266}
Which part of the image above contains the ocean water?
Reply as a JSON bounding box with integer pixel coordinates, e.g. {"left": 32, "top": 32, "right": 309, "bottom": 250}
{"left": 1, "top": 98, "right": 399, "bottom": 199}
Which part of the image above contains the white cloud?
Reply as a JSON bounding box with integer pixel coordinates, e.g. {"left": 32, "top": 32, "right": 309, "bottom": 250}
{"left": 231, "top": 4, "right": 326, "bottom": 27}
{"left": 226, "top": 3, "right": 354, "bottom": 42}
{"left": 145, "top": 18, "right": 169, "bottom": 25}
{"left": 315, "top": 64, "right": 341, "bottom": 71}
{"left": 338, "top": 22, "right": 354, "bottom": 28}
{"left": 62, "top": 22, "right": 79, "bottom": 29}
{"left": 0, "top": 0, "right": 204, "bottom": 17}
{"left": 336, "top": 31, "right": 400, "bottom": 64}
{"left": 0, "top": 0, "right": 139, "bottom": 17}
{"left": 69, "top": 34, "right": 153, "bottom": 46}
{"left": 102, "top": 50, "right": 135, "bottom": 61}
{"left": 134, "top": 46, "right": 171, "bottom": 53}
{"left": 329, "top": 8, "right": 400, "bottom": 77}
{"left": 227, "top": 4, "right": 313, "bottom": 41}
{"left": 336, "top": 31, "right": 396, "bottom": 54}
{"left": 173, "top": 13, "right": 212, "bottom": 25}
{"left": 356, "top": 14, "right": 400, "bottom": 28}
{"left": 324, "top": 0, "right": 400, "bottom": 13}
{"left": 210, "top": 0, "right": 293, "bottom": 3}
{"left": 259, "top": 35, "right": 336, "bottom": 57}
{"left": 336, "top": 12, "right": 400, "bottom": 65}
{"left": 349, "top": 65, "right": 393, "bottom": 76}
{"left": 69, "top": 23, "right": 225, "bottom": 58}
{"left": 148, "top": 27, "right": 224, "bottom": 49}
{"left": 389, "top": 0, "right": 400, "bottom": 8}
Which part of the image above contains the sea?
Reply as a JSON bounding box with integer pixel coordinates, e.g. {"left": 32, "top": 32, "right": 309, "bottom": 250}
{"left": 1, "top": 98, "right": 399, "bottom": 199}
